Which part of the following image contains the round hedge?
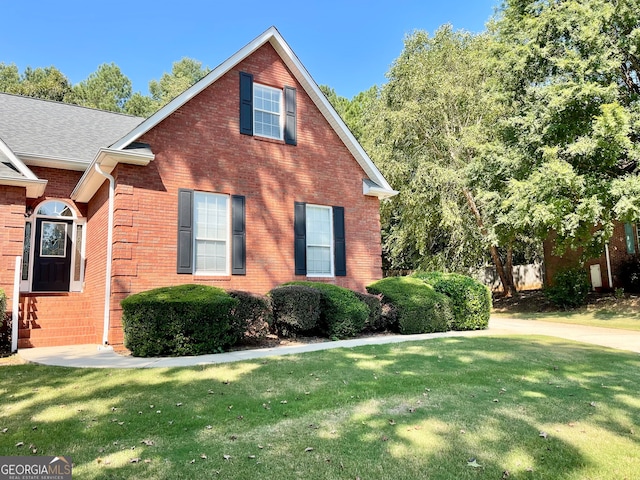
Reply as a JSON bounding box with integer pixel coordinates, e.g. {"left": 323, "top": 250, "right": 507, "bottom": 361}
{"left": 121, "top": 284, "right": 239, "bottom": 357}
{"left": 413, "top": 272, "right": 491, "bottom": 330}
{"left": 366, "top": 276, "right": 454, "bottom": 334}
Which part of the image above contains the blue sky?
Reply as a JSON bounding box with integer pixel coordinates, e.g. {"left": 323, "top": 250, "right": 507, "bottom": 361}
{"left": 2, "top": 0, "right": 499, "bottom": 99}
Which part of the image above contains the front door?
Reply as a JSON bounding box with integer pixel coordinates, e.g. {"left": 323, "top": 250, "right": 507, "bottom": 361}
{"left": 32, "top": 218, "right": 73, "bottom": 292}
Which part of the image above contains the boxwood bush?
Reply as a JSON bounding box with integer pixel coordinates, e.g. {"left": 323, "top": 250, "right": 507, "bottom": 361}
{"left": 228, "top": 290, "right": 274, "bottom": 345}
{"left": 367, "top": 276, "right": 454, "bottom": 334}
{"left": 354, "top": 291, "right": 385, "bottom": 332}
{"left": 121, "top": 284, "right": 239, "bottom": 357}
{"left": 285, "top": 282, "right": 369, "bottom": 339}
{"left": 269, "top": 285, "right": 322, "bottom": 337}
{"left": 413, "top": 272, "right": 491, "bottom": 330}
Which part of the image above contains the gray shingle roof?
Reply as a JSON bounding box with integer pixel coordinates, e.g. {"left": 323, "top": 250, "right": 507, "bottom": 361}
{"left": 0, "top": 93, "right": 144, "bottom": 164}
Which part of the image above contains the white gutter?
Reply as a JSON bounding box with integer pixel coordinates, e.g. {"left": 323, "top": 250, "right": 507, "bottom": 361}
{"left": 94, "top": 162, "right": 115, "bottom": 345}
{"left": 605, "top": 243, "right": 613, "bottom": 289}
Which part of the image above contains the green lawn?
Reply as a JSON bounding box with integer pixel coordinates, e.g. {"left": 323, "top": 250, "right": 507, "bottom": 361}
{"left": 492, "top": 304, "right": 640, "bottom": 331}
{"left": 1, "top": 336, "right": 639, "bottom": 479}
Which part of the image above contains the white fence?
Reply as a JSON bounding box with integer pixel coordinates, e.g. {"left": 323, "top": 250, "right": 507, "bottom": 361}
{"left": 474, "top": 263, "right": 545, "bottom": 292}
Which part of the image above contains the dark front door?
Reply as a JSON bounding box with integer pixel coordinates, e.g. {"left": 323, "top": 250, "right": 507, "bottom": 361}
{"left": 32, "top": 218, "right": 73, "bottom": 292}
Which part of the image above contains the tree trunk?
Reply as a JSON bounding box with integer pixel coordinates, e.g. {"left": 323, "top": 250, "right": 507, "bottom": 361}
{"left": 462, "top": 188, "right": 515, "bottom": 297}
{"left": 505, "top": 243, "right": 517, "bottom": 297}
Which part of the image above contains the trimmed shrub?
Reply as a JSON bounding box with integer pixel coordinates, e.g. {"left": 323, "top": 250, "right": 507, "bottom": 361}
{"left": 413, "top": 272, "right": 491, "bottom": 330}
{"left": 618, "top": 257, "right": 640, "bottom": 293}
{"left": 228, "top": 290, "right": 274, "bottom": 345}
{"left": 354, "top": 291, "right": 385, "bottom": 332}
{"left": 367, "top": 276, "right": 454, "bottom": 334}
{"left": 121, "top": 284, "right": 239, "bottom": 357}
{"left": 269, "top": 285, "right": 322, "bottom": 337}
{"left": 545, "top": 267, "right": 590, "bottom": 308}
{"left": 286, "top": 282, "right": 369, "bottom": 339}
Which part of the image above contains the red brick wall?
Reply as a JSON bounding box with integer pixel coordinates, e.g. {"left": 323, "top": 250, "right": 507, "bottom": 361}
{"left": 104, "top": 42, "right": 383, "bottom": 343}
{"left": 544, "top": 222, "right": 636, "bottom": 290}
{"left": 0, "top": 186, "right": 26, "bottom": 314}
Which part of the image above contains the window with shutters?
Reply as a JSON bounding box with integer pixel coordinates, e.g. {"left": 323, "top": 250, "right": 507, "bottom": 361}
{"left": 306, "top": 205, "right": 333, "bottom": 276}
{"left": 194, "top": 192, "right": 230, "bottom": 275}
{"left": 254, "top": 84, "right": 282, "bottom": 140}
{"left": 178, "top": 190, "right": 245, "bottom": 276}
{"left": 239, "top": 72, "right": 297, "bottom": 145}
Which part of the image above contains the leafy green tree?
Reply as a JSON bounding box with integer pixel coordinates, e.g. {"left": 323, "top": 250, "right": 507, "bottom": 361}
{"left": 320, "top": 85, "right": 378, "bottom": 140}
{"left": 67, "top": 63, "right": 132, "bottom": 112}
{"left": 149, "top": 58, "right": 210, "bottom": 106}
{"left": 0, "top": 63, "right": 21, "bottom": 93}
{"left": 493, "top": 0, "right": 640, "bottom": 258}
{"left": 0, "top": 64, "right": 71, "bottom": 101}
{"left": 365, "top": 26, "right": 519, "bottom": 294}
{"left": 124, "top": 92, "right": 158, "bottom": 117}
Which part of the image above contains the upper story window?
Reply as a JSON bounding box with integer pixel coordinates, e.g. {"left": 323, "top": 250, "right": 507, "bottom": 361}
{"left": 239, "top": 71, "right": 297, "bottom": 145}
{"left": 254, "top": 84, "right": 282, "bottom": 140}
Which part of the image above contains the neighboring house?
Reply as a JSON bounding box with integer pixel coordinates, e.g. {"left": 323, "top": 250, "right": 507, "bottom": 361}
{"left": 543, "top": 221, "right": 639, "bottom": 290}
{"left": 0, "top": 27, "right": 397, "bottom": 349}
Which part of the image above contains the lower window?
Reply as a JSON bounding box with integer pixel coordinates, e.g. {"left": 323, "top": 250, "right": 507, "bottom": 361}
{"left": 306, "top": 205, "right": 333, "bottom": 276}
{"left": 194, "top": 192, "right": 230, "bottom": 275}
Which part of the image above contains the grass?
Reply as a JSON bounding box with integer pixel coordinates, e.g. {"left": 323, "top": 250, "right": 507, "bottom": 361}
{"left": 492, "top": 291, "right": 640, "bottom": 331}
{"left": 1, "top": 336, "right": 639, "bottom": 479}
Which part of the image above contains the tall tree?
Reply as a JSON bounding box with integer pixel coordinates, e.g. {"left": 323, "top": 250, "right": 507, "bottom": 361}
{"left": 67, "top": 63, "right": 132, "bottom": 112}
{"left": 149, "top": 58, "right": 210, "bottom": 107}
{"left": 365, "top": 26, "right": 519, "bottom": 294}
{"left": 493, "top": 0, "right": 640, "bottom": 258}
{"left": 0, "top": 64, "right": 71, "bottom": 101}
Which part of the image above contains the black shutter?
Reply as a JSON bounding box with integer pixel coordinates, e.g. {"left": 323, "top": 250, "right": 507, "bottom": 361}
{"left": 294, "top": 202, "right": 307, "bottom": 275}
{"left": 284, "top": 86, "right": 297, "bottom": 145}
{"left": 333, "top": 206, "right": 346, "bottom": 276}
{"left": 177, "top": 189, "right": 194, "bottom": 274}
{"left": 239, "top": 72, "right": 253, "bottom": 135}
{"left": 231, "top": 195, "right": 246, "bottom": 275}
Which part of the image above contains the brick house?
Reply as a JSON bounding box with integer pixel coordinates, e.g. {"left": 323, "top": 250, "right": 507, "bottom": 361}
{"left": 0, "top": 27, "right": 397, "bottom": 349}
{"left": 543, "top": 222, "right": 639, "bottom": 290}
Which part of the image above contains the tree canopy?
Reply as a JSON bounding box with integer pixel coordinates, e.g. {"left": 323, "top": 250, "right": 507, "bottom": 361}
{"left": 0, "top": 57, "right": 210, "bottom": 117}
{"left": 492, "top": 0, "right": 640, "bottom": 259}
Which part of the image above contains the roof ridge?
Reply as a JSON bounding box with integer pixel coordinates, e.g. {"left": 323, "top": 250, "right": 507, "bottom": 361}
{"left": 0, "top": 91, "right": 144, "bottom": 120}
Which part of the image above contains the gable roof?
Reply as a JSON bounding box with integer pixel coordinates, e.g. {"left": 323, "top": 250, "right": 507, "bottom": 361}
{"left": 0, "top": 93, "right": 144, "bottom": 170}
{"left": 110, "top": 26, "right": 397, "bottom": 199}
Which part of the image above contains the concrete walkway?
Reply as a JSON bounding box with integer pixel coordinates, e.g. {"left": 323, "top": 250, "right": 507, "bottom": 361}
{"left": 17, "top": 317, "right": 640, "bottom": 369}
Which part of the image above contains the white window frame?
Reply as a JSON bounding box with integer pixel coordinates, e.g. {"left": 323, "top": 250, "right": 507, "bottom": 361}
{"left": 253, "top": 83, "right": 283, "bottom": 140}
{"left": 193, "top": 192, "right": 231, "bottom": 276}
{"left": 306, "top": 204, "right": 334, "bottom": 277}
{"left": 21, "top": 199, "right": 86, "bottom": 293}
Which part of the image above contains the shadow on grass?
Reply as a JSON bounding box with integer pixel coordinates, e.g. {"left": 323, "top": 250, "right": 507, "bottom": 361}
{"left": 0, "top": 336, "right": 639, "bottom": 479}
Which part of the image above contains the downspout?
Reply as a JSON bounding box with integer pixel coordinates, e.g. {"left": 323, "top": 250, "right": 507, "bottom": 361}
{"left": 604, "top": 243, "right": 613, "bottom": 290}
{"left": 94, "top": 162, "right": 115, "bottom": 345}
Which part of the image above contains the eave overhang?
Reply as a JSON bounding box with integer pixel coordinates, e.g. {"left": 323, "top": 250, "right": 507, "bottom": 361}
{"left": 71, "top": 148, "right": 155, "bottom": 202}
{"left": 0, "top": 176, "right": 48, "bottom": 198}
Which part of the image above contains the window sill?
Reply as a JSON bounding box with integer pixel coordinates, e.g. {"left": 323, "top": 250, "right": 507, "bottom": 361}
{"left": 253, "top": 135, "right": 286, "bottom": 145}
